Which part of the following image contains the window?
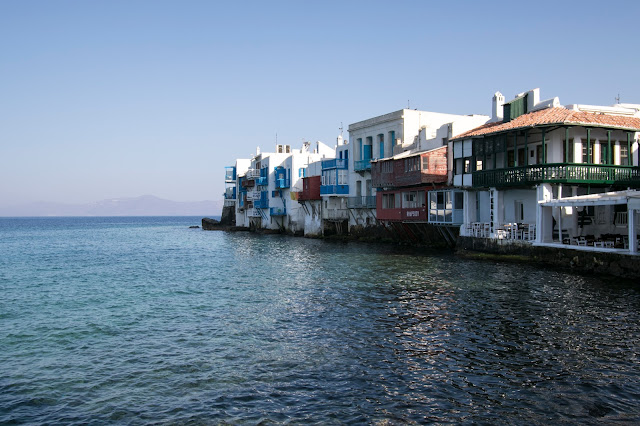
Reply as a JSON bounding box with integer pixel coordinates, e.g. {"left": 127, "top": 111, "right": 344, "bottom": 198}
{"left": 563, "top": 138, "right": 574, "bottom": 163}
{"left": 404, "top": 157, "right": 419, "bottom": 172}
{"left": 515, "top": 201, "right": 524, "bottom": 222}
{"left": 338, "top": 170, "right": 348, "bottom": 185}
{"left": 621, "top": 145, "right": 629, "bottom": 166}
{"left": 454, "top": 191, "right": 463, "bottom": 209}
{"left": 403, "top": 191, "right": 417, "bottom": 208}
{"left": 582, "top": 140, "right": 595, "bottom": 163}
{"left": 464, "top": 158, "right": 472, "bottom": 173}
{"left": 476, "top": 160, "right": 483, "bottom": 171}
{"left": 382, "top": 161, "right": 393, "bottom": 173}
{"left": 378, "top": 134, "right": 384, "bottom": 158}
{"left": 422, "top": 156, "right": 429, "bottom": 171}
{"left": 600, "top": 142, "right": 609, "bottom": 165}
{"left": 382, "top": 193, "right": 396, "bottom": 209}
{"left": 507, "top": 150, "right": 515, "bottom": 167}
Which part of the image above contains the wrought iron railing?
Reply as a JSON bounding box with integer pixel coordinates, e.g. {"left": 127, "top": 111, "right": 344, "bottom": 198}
{"left": 472, "top": 163, "right": 640, "bottom": 188}
{"left": 275, "top": 178, "right": 290, "bottom": 189}
{"left": 321, "top": 158, "right": 348, "bottom": 170}
{"left": 270, "top": 207, "right": 286, "bottom": 216}
{"left": 354, "top": 159, "right": 372, "bottom": 172}
{"left": 320, "top": 185, "right": 349, "bottom": 195}
{"left": 346, "top": 196, "right": 376, "bottom": 209}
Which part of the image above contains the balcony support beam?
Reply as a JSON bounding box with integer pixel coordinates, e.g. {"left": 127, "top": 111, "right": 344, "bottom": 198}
{"left": 524, "top": 131, "right": 529, "bottom": 166}
{"left": 542, "top": 128, "right": 546, "bottom": 164}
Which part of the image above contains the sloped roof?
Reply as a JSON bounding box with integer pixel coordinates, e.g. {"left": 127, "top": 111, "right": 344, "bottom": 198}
{"left": 451, "top": 107, "right": 640, "bottom": 140}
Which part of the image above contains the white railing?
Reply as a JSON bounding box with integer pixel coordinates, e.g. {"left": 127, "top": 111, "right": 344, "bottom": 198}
{"left": 246, "top": 190, "right": 261, "bottom": 201}
{"left": 247, "top": 208, "right": 261, "bottom": 217}
{"left": 246, "top": 169, "right": 261, "bottom": 179}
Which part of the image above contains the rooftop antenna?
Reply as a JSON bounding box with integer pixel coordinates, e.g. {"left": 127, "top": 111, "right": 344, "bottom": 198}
{"left": 615, "top": 93, "right": 621, "bottom": 104}
{"left": 408, "top": 99, "right": 410, "bottom": 109}
{"left": 339, "top": 122, "right": 343, "bottom": 137}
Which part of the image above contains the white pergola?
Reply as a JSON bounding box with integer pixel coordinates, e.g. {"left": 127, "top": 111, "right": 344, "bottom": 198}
{"left": 539, "top": 189, "right": 640, "bottom": 254}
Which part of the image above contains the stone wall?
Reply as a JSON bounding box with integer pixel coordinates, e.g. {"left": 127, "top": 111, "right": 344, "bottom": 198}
{"left": 456, "top": 236, "right": 640, "bottom": 278}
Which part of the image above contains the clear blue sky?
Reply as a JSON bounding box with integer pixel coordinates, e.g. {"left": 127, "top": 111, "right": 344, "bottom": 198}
{"left": 1, "top": 0, "right": 638, "bottom": 205}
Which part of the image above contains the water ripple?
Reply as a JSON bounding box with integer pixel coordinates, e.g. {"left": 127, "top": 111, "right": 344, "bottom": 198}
{"left": 0, "top": 217, "right": 639, "bottom": 424}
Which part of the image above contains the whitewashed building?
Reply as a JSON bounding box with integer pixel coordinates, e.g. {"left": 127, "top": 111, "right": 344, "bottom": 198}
{"left": 235, "top": 142, "right": 334, "bottom": 232}
{"left": 347, "top": 109, "right": 489, "bottom": 231}
{"left": 451, "top": 88, "right": 640, "bottom": 253}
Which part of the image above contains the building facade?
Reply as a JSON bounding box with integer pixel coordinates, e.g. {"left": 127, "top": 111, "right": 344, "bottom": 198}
{"left": 451, "top": 88, "right": 640, "bottom": 253}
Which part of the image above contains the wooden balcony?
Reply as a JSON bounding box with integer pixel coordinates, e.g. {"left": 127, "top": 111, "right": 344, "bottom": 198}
{"left": 472, "top": 163, "right": 640, "bottom": 188}
{"left": 298, "top": 176, "right": 321, "bottom": 201}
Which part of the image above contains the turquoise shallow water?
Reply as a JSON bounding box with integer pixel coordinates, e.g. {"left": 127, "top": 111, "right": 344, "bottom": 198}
{"left": 1, "top": 216, "right": 639, "bottom": 424}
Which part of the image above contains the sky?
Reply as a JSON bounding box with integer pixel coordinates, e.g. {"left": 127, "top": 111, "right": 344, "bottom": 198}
{"left": 1, "top": 0, "right": 639, "bottom": 205}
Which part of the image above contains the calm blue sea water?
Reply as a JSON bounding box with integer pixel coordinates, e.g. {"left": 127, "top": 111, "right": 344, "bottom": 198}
{"left": 1, "top": 216, "right": 639, "bottom": 424}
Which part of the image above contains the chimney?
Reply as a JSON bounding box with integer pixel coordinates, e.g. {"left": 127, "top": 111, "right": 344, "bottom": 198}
{"left": 492, "top": 91, "right": 505, "bottom": 122}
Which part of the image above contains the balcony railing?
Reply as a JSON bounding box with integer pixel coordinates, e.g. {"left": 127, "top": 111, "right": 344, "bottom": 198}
{"left": 247, "top": 208, "right": 261, "bottom": 217}
{"left": 246, "top": 190, "right": 261, "bottom": 201}
{"left": 256, "top": 177, "right": 268, "bottom": 186}
{"left": 270, "top": 207, "right": 286, "bottom": 216}
{"left": 354, "top": 159, "right": 372, "bottom": 172}
{"left": 224, "top": 187, "right": 236, "bottom": 200}
{"left": 321, "top": 158, "right": 348, "bottom": 170}
{"left": 320, "top": 184, "right": 349, "bottom": 195}
{"left": 472, "top": 163, "right": 640, "bottom": 188}
{"left": 323, "top": 209, "right": 349, "bottom": 220}
{"left": 347, "top": 196, "right": 376, "bottom": 209}
{"left": 253, "top": 191, "right": 269, "bottom": 209}
{"left": 275, "top": 178, "right": 290, "bottom": 189}
{"left": 246, "top": 169, "right": 261, "bottom": 179}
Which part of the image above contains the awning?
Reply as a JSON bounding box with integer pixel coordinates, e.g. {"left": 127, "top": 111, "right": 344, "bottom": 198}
{"left": 539, "top": 189, "right": 640, "bottom": 207}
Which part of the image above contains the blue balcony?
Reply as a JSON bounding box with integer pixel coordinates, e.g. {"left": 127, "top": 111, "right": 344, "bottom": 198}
{"left": 275, "top": 178, "right": 290, "bottom": 189}
{"left": 321, "top": 158, "right": 348, "bottom": 170}
{"left": 270, "top": 207, "right": 286, "bottom": 216}
{"left": 225, "top": 166, "right": 236, "bottom": 182}
{"left": 320, "top": 184, "right": 349, "bottom": 195}
{"left": 254, "top": 191, "right": 270, "bottom": 209}
{"left": 354, "top": 159, "right": 372, "bottom": 172}
{"left": 256, "top": 177, "right": 268, "bottom": 186}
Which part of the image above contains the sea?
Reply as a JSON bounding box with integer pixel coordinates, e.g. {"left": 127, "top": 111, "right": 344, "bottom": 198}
{"left": 1, "top": 216, "right": 639, "bottom": 424}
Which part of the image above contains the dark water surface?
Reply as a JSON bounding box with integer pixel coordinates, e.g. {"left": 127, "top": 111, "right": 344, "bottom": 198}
{"left": 1, "top": 217, "right": 638, "bottom": 424}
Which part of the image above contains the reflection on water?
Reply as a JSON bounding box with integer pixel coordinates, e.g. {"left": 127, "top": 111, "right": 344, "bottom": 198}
{"left": 0, "top": 217, "right": 638, "bottom": 423}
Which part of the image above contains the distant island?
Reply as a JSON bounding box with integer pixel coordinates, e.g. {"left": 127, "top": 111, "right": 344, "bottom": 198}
{"left": 0, "top": 195, "right": 223, "bottom": 217}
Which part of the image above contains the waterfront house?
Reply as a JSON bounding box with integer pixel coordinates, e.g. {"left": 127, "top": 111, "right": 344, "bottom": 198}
{"left": 319, "top": 135, "right": 350, "bottom": 235}
{"left": 451, "top": 88, "right": 640, "bottom": 254}
{"left": 226, "top": 159, "right": 250, "bottom": 226}
{"left": 235, "top": 142, "right": 334, "bottom": 233}
{"left": 347, "top": 109, "right": 488, "bottom": 233}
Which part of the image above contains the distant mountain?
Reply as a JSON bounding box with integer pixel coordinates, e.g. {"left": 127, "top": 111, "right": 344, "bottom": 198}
{"left": 0, "top": 195, "right": 224, "bottom": 217}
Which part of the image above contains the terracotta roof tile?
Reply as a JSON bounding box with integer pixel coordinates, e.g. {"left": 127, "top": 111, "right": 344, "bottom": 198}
{"left": 452, "top": 107, "right": 640, "bottom": 140}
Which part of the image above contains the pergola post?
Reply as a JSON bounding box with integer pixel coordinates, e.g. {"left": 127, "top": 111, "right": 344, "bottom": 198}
{"left": 542, "top": 129, "right": 546, "bottom": 164}
{"left": 630, "top": 209, "right": 637, "bottom": 254}
{"left": 524, "top": 130, "right": 529, "bottom": 166}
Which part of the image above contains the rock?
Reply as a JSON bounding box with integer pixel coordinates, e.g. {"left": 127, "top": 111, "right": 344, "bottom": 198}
{"left": 201, "top": 217, "right": 221, "bottom": 230}
{"left": 189, "top": 225, "right": 200, "bottom": 229}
